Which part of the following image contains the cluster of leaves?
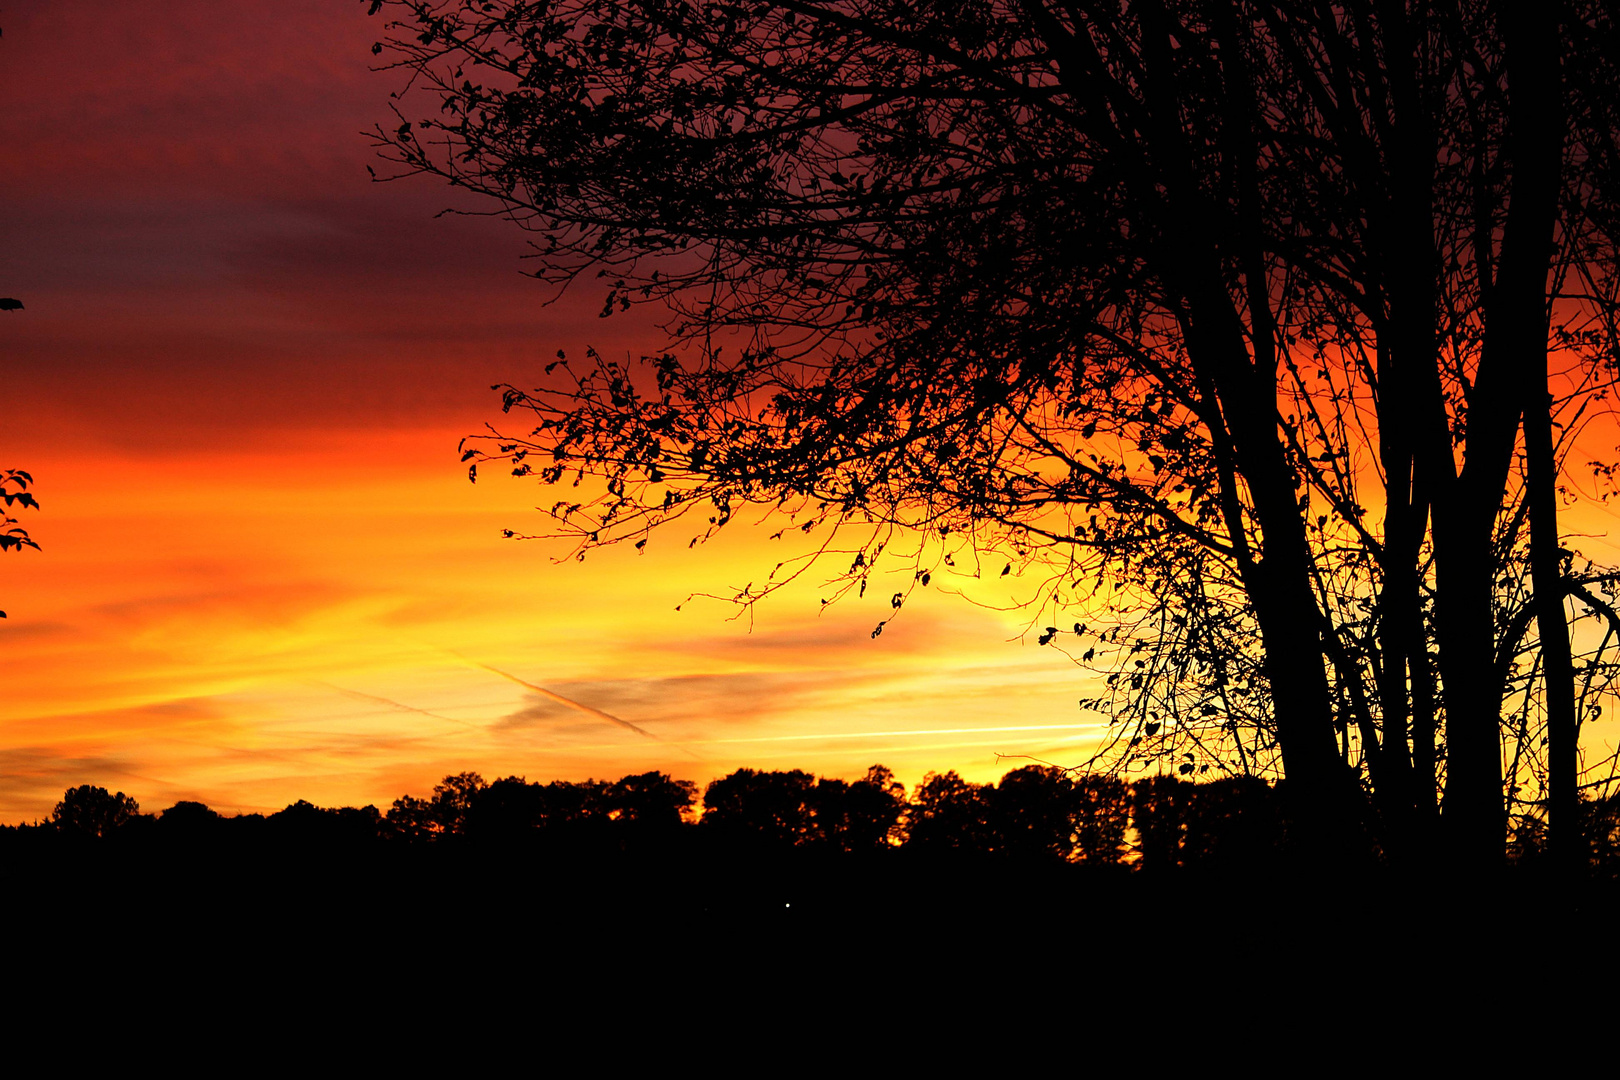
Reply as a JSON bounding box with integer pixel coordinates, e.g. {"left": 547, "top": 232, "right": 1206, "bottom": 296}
{"left": 0, "top": 469, "right": 39, "bottom": 552}
{"left": 0, "top": 469, "right": 40, "bottom": 618}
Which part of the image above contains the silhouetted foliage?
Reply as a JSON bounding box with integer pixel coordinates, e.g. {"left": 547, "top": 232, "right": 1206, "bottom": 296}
{"left": 906, "top": 766, "right": 1128, "bottom": 862}
{"left": 1069, "top": 775, "right": 1132, "bottom": 865}
{"left": 159, "top": 800, "right": 220, "bottom": 828}
{"left": 0, "top": 470, "right": 38, "bottom": 556}
{"left": 907, "top": 771, "right": 998, "bottom": 855}
{"left": 429, "top": 770, "right": 486, "bottom": 836}
{"left": 807, "top": 765, "right": 906, "bottom": 851}
{"left": 700, "top": 768, "right": 817, "bottom": 847}
{"left": 0, "top": 469, "right": 40, "bottom": 618}
{"left": 463, "top": 775, "right": 550, "bottom": 841}
{"left": 603, "top": 770, "right": 697, "bottom": 830}
{"left": 384, "top": 792, "right": 437, "bottom": 843}
{"left": 386, "top": 771, "right": 697, "bottom": 847}
{"left": 1131, "top": 774, "right": 1292, "bottom": 870}
{"left": 1131, "top": 775, "right": 1195, "bottom": 872}
{"left": 1181, "top": 775, "right": 1287, "bottom": 868}
{"left": 52, "top": 785, "right": 138, "bottom": 838}
{"left": 155, "top": 801, "right": 224, "bottom": 847}
{"left": 995, "top": 766, "right": 1089, "bottom": 862}
{"left": 268, "top": 800, "right": 383, "bottom": 847}
{"left": 20, "top": 766, "right": 1620, "bottom": 895}
{"left": 1583, "top": 794, "right": 1620, "bottom": 878}
{"left": 385, "top": 772, "right": 489, "bottom": 840}
{"left": 532, "top": 779, "right": 613, "bottom": 851}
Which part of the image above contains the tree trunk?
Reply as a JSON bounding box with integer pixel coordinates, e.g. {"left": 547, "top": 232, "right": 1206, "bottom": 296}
{"left": 1502, "top": 3, "right": 1576, "bottom": 869}
{"left": 1431, "top": 3, "right": 1565, "bottom": 869}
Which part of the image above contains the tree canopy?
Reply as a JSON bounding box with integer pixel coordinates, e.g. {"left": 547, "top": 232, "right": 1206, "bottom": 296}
{"left": 369, "top": 0, "right": 1620, "bottom": 864}
{"left": 52, "top": 785, "right": 139, "bottom": 838}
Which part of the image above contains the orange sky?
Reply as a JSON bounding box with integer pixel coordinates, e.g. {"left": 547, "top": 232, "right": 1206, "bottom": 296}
{"left": 6, "top": 1, "right": 1620, "bottom": 823}
{"left": 0, "top": 1, "right": 1109, "bottom": 820}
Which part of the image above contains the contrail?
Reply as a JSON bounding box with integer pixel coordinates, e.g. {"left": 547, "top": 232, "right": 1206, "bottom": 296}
{"left": 314, "top": 681, "right": 480, "bottom": 729}
{"left": 452, "top": 654, "right": 699, "bottom": 758}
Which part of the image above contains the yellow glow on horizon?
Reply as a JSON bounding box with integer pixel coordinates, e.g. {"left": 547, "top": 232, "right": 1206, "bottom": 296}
{"left": 0, "top": 426, "right": 1114, "bottom": 819}
{"left": 8, "top": 399, "right": 1619, "bottom": 822}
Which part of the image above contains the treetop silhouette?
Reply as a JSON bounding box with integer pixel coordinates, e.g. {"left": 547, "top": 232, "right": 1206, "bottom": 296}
{"left": 52, "top": 785, "right": 139, "bottom": 838}
{"left": 369, "top": 1, "right": 1620, "bottom": 864}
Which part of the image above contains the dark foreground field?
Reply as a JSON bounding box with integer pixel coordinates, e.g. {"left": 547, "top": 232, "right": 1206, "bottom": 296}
{"left": 0, "top": 840, "right": 1603, "bottom": 1070}
{"left": 3, "top": 839, "right": 1602, "bottom": 990}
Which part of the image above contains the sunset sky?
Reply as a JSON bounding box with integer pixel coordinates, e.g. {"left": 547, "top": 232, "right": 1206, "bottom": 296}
{"left": 0, "top": 0, "right": 1109, "bottom": 821}
{"left": 8, "top": 2, "right": 1620, "bottom": 827}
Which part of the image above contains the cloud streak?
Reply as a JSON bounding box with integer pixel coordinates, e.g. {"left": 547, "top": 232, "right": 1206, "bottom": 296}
{"left": 455, "top": 655, "right": 700, "bottom": 758}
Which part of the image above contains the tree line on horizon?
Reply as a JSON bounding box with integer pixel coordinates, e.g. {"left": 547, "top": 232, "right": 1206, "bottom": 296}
{"left": 8, "top": 763, "right": 1620, "bottom": 874}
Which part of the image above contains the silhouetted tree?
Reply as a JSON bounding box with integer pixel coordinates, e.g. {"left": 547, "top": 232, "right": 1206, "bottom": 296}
{"left": 429, "top": 771, "right": 487, "bottom": 836}
{"left": 159, "top": 801, "right": 219, "bottom": 827}
{"left": 603, "top": 770, "right": 697, "bottom": 829}
{"left": 155, "top": 801, "right": 223, "bottom": 848}
{"left": 370, "top": 0, "right": 1620, "bottom": 865}
{"left": 906, "top": 771, "right": 998, "bottom": 855}
{"left": 1181, "top": 776, "right": 1285, "bottom": 868}
{"left": 440, "top": 774, "right": 624, "bottom": 846}
{"left": 539, "top": 778, "right": 610, "bottom": 833}
{"left": 914, "top": 765, "right": 1129, "bottom": 864}
{"left": 808, "top": 765, "right": 906, "bottom": 851}
{"left": 52, "top": 785, "right": 139, "bottom": 838}
{"left": 385, "top": 793, "right": 438, "bottom": 843}
{"left": 386, "top": 771, "right": 492, "bottom": 840}
{"left": 1070, "top": 775, "right": 1131, "bottom": 865}
{"left": 994, "top": 766, "right": 1084, "bottom": 862}
{"left": 268, "top": 800, "right": 383, "bottom": 846}
{"left": 1130, "top": 774, "right": 1287, "bottom": 869}
{"left": 1583, "top": 793, "right": 1620, "bottom": 878}
{"left": 1131, "top": 775, "right": 1193, "bottom": 872}
{"left": 701, "top": 768, "right": 816, "bottom": 846}
{"left": 464, "top": 775, "right": 550, "bottom": 840}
